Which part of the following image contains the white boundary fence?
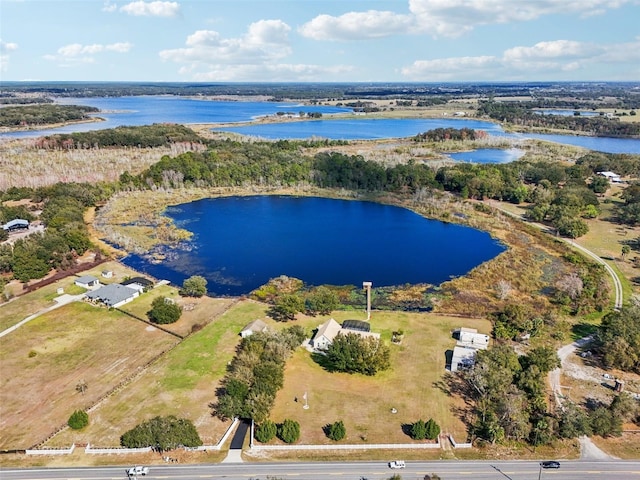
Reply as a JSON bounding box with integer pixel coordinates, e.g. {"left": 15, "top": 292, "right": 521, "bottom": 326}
{"left": 25, "top": 444, "right": 75, "bottom": 455}
{"left": 251, "top": 440, "right": 441, "bottom": 451}
{"left": 448, "top": 434, "right": 472, "bottom": 448}
{"left": 85, "top": 444, "right": 152, "bottom": 455}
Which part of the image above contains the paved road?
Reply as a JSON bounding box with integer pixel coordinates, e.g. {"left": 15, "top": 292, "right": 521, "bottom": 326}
{"left": 2, "top": 460, "right": 640, "bottom": 480}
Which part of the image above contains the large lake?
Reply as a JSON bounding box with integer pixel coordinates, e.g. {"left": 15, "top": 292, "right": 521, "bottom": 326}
{"left": 2, "top": 96, "right": 640, "bottom": 154}
{"left": 120, "top": 196, "right": 506, "bottom": 296}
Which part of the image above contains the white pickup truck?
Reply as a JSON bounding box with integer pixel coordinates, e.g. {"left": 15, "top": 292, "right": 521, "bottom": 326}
{"left": 127, "top": 466, "right": 149, "bottom": 476}
{"left": 388, "top": 460, "right": 406, "bottom": 469}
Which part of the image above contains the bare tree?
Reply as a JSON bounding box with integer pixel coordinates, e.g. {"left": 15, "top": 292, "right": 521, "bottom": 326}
{"left": 495, "top": 280, "right": 512, "bottom": 300}
{"left": 556, "top": 272, "right": 583, "bottom": 301}
{"left": 76, "top": 379, "right": 88, "bottom": 395}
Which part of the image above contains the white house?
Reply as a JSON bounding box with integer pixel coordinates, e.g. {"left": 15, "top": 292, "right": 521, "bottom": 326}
{"left": 311, "top": 318, "right": 381, "bottom": 350}
{"left": 597, "top": 171, "right": 622, "bottom": 183}
{"left": 240, "top": 319, "right": 269, "bottom": 338}
{"left": 449, "top": 327, "right": 490, "bottom": 372}
{"left": 86, "top": 283, "right": 139, "bottom": 308}
{"left": 311, "top": 318, "right": 343, "bottom": 350}
{"left": 75, "top": 275, "right": 100, "bottom": 290}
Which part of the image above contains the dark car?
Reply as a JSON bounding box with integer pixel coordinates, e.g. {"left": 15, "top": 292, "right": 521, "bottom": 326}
{"left": 540, "top": 461, "right": 560, "bottom": 469}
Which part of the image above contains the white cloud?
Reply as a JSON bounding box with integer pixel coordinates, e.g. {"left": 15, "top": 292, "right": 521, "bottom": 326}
{"left": 300, "top": 0, "right": 631, "bottom": 41}
{"left": 160, "top": 20, "right": 292, "bottom": 65}
{"left": 44, "top": 42, "right": 132, "bottom": 67}
{"left": 299, "top": 10, "right": 414, "bottom": 41}
{"left": 0, "top": 39, "right": 18, "bottom": 72}
{"left": 102, "top": 1, "right": 117, "bottom": 13}
{"left": 120, "top": 1, "right": 180, "bottom": 17}
{"left": 401, "top": 37, "right": 640, "bottom": 80}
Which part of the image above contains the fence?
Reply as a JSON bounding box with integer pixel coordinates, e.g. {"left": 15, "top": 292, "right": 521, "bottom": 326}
{"left": 25, "top": 444, "right": 75, "bottom": 455}
{"left": 448, "top": 434, "right": 472, "bottom": 448}
{"left": 85, "top": 444, "right": 152, "bottom": 455}
{"left": 251, "top": 439, "right": 441, "bottom": 452}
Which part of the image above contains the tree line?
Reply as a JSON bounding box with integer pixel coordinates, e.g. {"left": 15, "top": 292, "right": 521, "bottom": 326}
{"left": 0, "top": 104, "right": 98, "bottom": 127}
{"left": 478, "top": 101, "right": 640, "bottom": 137}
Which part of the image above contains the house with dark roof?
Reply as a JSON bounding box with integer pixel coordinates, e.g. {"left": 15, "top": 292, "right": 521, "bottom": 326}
{"left": 75, "top": 275, "right": 100, "bottom": 290}
{"left": 311, "top": 318, "right": 381, "bottom": 350}
{"left": 121, "top": 276, "right": 153, "bottom": 293}
{"left": 86, "top": 283, "right": 139, "bottom": 308}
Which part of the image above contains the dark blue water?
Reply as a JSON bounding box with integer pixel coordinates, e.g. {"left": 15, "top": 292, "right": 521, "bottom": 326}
{"left": 534, "top": 109, "right": 600, "bottom": 117}
{"left": 447, "top": 148, "right": 525, "bottom": 164}
{"left": 120, "top": 196, "right": 505, "bottom": 296}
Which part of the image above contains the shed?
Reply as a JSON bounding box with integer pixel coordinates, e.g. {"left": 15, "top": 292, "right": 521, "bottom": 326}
{"left": 455, "top": 327, "right": 490, "bottom": 349}
{"left": 75, "top": 275, "right": 100, "bottom": 290}
{"left": 342, "top": 319, "right": 371, "bottom": 332}
{"left": 101, "top": 270, "right": 114, "bottom": 279}
{"left": 240, "top": 319, "right": 269, "bottom": 338}
{"left": 86, "top": 283, "right": 139, "bottom": 308}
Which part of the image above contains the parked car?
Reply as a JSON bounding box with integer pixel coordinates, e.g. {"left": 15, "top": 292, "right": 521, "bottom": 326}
{"left": 127, "top": 466, "right": 149, "bottom": 476}
{"left": 540, "top": 461, "right": 560, "bottom": 469}
{"left": 389, "top": 460, "right": 406, "bottom": 469}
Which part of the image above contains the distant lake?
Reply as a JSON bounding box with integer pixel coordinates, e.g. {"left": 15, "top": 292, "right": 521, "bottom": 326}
{"left": 216, "top": 117, "right": 505, "bottom": 140}
{"left": 120, "top": 196, "right": 505, "bottom": 296}
{"left": 2, "top": 96, "right": 639, "bottom": 154}
{"left": 447, "top": 148, "right": 525, "bottom": 164}
{"left": 534, "top": 109, "right": 600, "bottom": 117}
{"left": 0, "top": 96, "right": 352, "bottom": 139}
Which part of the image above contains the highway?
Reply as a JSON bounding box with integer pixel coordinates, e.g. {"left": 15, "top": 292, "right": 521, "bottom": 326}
{"left": 2, "top": 460, "right": 640, "bottom": 480}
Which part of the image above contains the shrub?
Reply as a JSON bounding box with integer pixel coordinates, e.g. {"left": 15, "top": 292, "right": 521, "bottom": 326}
{"left": 411, "top": 419, "right": 427, "bottom": 440}
{"left": 180, "top": 275, "right": 207, "bottom": 297}
{"left": 255, "top": 419, "right": 277, "bottom": 443}
{"left": 326, "top": 420, "right": 346, "bottom": 441}
{"left": 68, "top": 410, "right": 89, "bottom": 430}
{"left": 425, "top": 418, "right": 441, "bottom": 440}
{"left": 147, "top": 296, "right": 182, "bottom": 324}
{"left": 120, "top": 415, "right": 202, "bottom": 451}
{"left": 277, "top": 419, "right": 300, "bottom": 444}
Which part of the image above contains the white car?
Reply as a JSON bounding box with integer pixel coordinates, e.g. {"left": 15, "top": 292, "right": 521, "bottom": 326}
{"left": 389, "top": 460, "right": 406, "bottom": 469}
{"left": 127, "top": 466, "right": 149, "bottom": 476}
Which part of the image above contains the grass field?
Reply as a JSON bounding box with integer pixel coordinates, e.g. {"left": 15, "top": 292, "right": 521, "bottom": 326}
{"left": 0, "top": 301, "right": 179, "bottom": 449}
{"left": 268, "top": 311, "right": 491, "bottom": 445}
{"left": 48, "top": 299, "right": 267, "bottom": 447}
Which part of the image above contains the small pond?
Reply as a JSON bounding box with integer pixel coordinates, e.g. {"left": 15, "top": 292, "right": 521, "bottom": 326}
{"left": 120, "top": 196, "right": 506, "bottom": 296}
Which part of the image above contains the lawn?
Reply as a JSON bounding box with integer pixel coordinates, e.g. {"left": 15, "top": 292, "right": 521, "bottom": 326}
{"left": 267, "top": 311, "right": 491, "bottom": 445}
{"left": 0, "top": 301, "right": 178, "bottom": 449}
{"left": 48, "top": 299, "right": 267, "bottom": 447}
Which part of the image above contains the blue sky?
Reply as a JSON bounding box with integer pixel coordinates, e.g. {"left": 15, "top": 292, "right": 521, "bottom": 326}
{"left": 1, "top": 0, "right": 639, "bottom": 82}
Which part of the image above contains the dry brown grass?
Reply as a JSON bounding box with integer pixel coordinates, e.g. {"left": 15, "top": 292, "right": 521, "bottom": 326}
{"left": 268, "top": 311, "right": 491, "bottom": 445}
{"left": 0, "top": 301, "right": 179, "bottom": 449}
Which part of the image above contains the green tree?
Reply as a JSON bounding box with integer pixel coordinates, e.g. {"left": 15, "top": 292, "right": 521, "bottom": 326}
{"left": 278, "top": 419, "right": 300, "bottom": 444}
{"left": 68, "top": 410, "right": 89, "bottom": 430}
{"left": 324, "top": 333, "right": 391, "bottom": 375}
{"left": 305, "top": 286, "right": 339, "bottom": 315}
{"left": 590, "top": 407, "right": 622, "bottom": 437}
{"left": 326, "top": 420, "right": 346, "bottom": 441}
{"left": 269, "top": 293, "right": 304, "bottom": 321}
{"left": 559, "top": 403, "right": 592, "bottom": 438}
{"left": 120, "top": 415, "right": 202, "bottom": 450}
{"left": 425, "top": 418, "right": 441, "bottom": 440}
{"left": 147, "top": 296, "right": 182, "bottom": 324}
{"left": 255, "top": 419, "right": 277, "bottom": 443}
{"left": 180, "top": 275, "right": 208, "bottom": 297}
{"left": 411, "top": 419, "right": 427, "bottom": 440}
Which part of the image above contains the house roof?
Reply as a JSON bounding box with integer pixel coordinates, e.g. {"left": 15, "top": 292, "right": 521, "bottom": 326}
{"left": 342, "top": 319, "right": 371, "bottom": 332}
{"left": 121, "top": 277, "right": 153, "bottom": 287}
{"left": 76, "top": 275, "right": 99, "bottom": 284}
{"left": 241, "top": 319, "right": 268, "bottom": 334}
{"left": 2, "top": 219, "right": 29, "bottom": 229}
{"left": 452, "top": 345, "right": 478, "bottom": 366}
{"left": 314, "top": 318, "right": 342, "bottom": 342}
{"left": 86, "top": 283, "right": 137, "bottom": 307}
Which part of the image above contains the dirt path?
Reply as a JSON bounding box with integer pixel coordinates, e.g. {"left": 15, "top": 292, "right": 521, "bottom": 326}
{"left": 550, "top": 337, "right": 618, "bottom": 460}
